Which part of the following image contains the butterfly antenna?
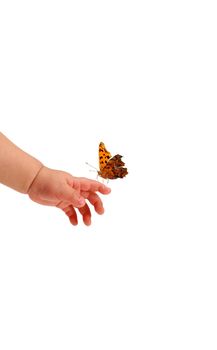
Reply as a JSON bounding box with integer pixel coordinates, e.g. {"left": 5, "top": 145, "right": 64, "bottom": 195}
{"left": 85, "top": 162, "right": 98, "bottom": 172}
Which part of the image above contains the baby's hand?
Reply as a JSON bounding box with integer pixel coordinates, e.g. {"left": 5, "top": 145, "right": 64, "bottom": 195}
{"left": 27, "top": 166, "right": 111, "bottom": 226}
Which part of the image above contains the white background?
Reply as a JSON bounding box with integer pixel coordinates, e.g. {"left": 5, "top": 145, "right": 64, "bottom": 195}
{"left": 0, "top": 1, "right": 217, "bottom": 349}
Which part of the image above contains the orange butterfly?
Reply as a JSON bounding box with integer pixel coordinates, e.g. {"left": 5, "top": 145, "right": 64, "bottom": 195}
{"left": 97, "top": 142, "right": 128, "bottom": 180}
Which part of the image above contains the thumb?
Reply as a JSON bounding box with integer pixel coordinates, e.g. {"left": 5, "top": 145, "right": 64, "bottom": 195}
{"left": 59, "top": 184, "right": 86, "bottom": 208}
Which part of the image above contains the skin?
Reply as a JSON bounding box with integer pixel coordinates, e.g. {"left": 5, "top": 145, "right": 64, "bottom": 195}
{"left": 0, "top": 132, "right": 111, "bottom": 226}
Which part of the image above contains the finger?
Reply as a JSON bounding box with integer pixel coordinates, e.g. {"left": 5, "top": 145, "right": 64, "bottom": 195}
{"left": 78, "top": 178, "right": 111, "bottom": 194}
{"left": 81, "top": 191, "right": 104, "bottom": 215}
{"left": 63, "top": 205, "right": 78, "bottom": 226}
{"left": 58, "top": 184, "right": 85, "bottom": 208}
{"left": 78, "top": 203, "right": 92, "bottom": 226}
{"left": 67, "top": 177, "right": 80, "bottom": 192}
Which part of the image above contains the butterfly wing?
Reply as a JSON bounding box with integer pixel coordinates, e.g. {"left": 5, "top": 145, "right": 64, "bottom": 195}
{"left": 100, "top": 154, "right": 128, "bottom": 179}
{"left": 99, "top": 142, "right": 112, "bottom": 171}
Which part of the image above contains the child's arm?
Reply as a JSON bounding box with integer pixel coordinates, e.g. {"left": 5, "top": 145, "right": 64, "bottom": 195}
{"left": 0, "top": 132, "right": 43, "bottom": 193}
{"left": 0, "top": 132, "right": 111, "bottom": 225}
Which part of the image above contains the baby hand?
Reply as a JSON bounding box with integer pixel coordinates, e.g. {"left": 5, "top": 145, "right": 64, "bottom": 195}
{"left": 27, "top": 166, "right": 111, "bottom": 226}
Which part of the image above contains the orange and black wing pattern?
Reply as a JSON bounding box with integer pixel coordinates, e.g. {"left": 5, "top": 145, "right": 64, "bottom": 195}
{"left": 98, "top": 142, "right": 128, "bottom": 179}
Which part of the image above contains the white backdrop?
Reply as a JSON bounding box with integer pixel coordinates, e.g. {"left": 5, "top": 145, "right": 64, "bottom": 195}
{"left": 0, "top": 1, "right": 217, "bottom": 349}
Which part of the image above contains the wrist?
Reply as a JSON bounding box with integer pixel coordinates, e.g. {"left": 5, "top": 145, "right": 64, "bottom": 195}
{"left": 23, "top": 161, "right": 44, "bottom": 194}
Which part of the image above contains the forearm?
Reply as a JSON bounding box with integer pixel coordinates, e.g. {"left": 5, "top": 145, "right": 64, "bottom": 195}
{"left": 0, "top": 132, "right": 43, "bottom": 193}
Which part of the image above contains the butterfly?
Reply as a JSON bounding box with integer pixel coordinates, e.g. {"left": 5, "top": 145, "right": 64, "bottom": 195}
{"left": 97, "top": 142, "right": 128, "bottom": 180}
